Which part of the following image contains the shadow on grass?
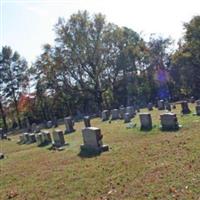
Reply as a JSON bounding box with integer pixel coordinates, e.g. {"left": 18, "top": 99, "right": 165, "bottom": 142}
{"left": 78, "top": 149, "right": 101, "bottom": 158}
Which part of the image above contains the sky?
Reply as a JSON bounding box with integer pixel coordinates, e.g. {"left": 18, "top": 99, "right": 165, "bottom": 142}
{"left": 1, "top": 0, "right": 200, "bottom": 64}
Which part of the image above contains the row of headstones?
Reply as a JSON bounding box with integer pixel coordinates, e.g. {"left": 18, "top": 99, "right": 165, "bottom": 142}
{"left": 19, "top": 126, "right": 109, "bottom": 153}
{"left": 102, "top": 106, "right": 137, "bottom": 123}
{"left": 148, "top": 100, "right": 200, "bottom": 115}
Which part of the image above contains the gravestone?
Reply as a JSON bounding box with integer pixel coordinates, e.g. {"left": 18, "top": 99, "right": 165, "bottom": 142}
{"left": 35, "top": 125, "right": 41, "bottom": 133}
{"left": 124, "top": 113, "right": 131, "bottom": 123}
{"left": 81, "top": 127, "right": 109, "bottom": 152}
{"left": 47, "top": 121, "right": 53, "bottom": 129}
{"left": 52, "top": 129, "right": 65, "bottom": 147}
{"left": 160, "top": 113, "right": 179, "bottom": 131}
{"left": 19, "top": 135, "right": 25, "bottom": 144}
{"left": 84, "top": 116, "right": 91, "bottom": 127}
{"left": 196, "top": 105, "right": 200, "bottom": 116}
{"left": 126, "top": 106, "right": 135, "bottom": 118}
{"left": 28, "top": 133, "right": 36, "bottom": 143}
{"left": 139, "top": 113, "right": 152, "bottom": 130}
{"left": 147, "top": 103, "right": 153, "bottom": 111}
{"left": 36, "top": 133, "right": 44, "bottom": 146}
{"left": 23, "top": 133, "right": 29, "bottom": 143}
{"left": 111, "top": 109, "right": 119, "bottom": 120}
{"left": 102, "top": 110, "right": 109, "bottom": 121}
{"left": 42, "top": 131, "right": 52, "bottom": 144}
{"left": 181, "top": 101, "right": 191, "bottom": 114}
{"left": 64, "top": 117, "right": 75, "bottom": 134}
{"left": 119, "top": 107, "right": 126, "bottom": 119}
{"left": 158, "top": 100, "right": 165, "bottom": 110}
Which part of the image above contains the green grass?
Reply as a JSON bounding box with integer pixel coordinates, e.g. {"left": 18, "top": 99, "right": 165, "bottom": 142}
{"left": 1, "top": 104, "right": 200, "bottom": 200}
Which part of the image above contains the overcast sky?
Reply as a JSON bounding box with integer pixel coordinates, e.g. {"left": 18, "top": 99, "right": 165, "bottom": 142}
{"left": 1, "top": 0, "right": 200, "bottom": 63}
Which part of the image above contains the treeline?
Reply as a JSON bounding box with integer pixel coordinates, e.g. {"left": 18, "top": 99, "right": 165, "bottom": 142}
{"left": 0, "top": 11, "right": 200, "bottom": 131}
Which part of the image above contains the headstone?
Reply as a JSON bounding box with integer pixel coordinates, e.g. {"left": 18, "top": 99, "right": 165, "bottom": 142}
{"left": 139, "top": 113, "right": 152, "bottom": 130}
{"left": 42, "top": 131, "right": 52, "bottom": 144}
{"left": 124, "top": 113, "right": 131, "bottom": 123}
{"left": 19, "top": 135, "right": 25, "bottom": 144}
{"left": 84, "top": 116, "right": 91, "bottom": 127}
{"left": 181, "top": 101, "right": 191, "bottom": 114}
{"left": 160, "top": 113, "right": 179, "bottom": 131}
{"left": 28, "top": 133, "right": 36, "bottom": 143}
{"left": 64, "top": 117, "right": 75, "bottom": 134}
{"left": 0, "top": 153, "right": 4, "bottom": 159}
{"left": 196, "top": 105, "right": 200, "bottom": 116}
{"left": 52, "top": 129, "right": 65, "bottom": 147}
{"left": 158, "top": 100, "right": 165, "bottom": 110}
{"left": 147, "top": 103, "right": 153, "bottom": 111}
{"left": 36, "top": 133, "right": 44, "bottom": 146}
{"left": 119, "top": 107, "right": 126, "bottom": 119}
{"left": 47, "top": 121, "right": 53, "bottom": 129}
{"left": 126, "top": 106, "right": 135, "bottom": 118}
{"left": 111, "top": 109, "right": 119, "bottom": 120}
{"left": 81, "top": 127, "right": 109, "bottom": 152}
{"left": 102, "top": 110, "right": 109, "bottom": 121}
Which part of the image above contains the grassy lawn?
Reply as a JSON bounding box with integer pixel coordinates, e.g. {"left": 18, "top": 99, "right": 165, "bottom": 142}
{"left": 0, "top": 104, "right": 200, "bottom": 200}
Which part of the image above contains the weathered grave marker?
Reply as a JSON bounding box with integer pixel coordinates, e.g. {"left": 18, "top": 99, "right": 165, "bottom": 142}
{"left": 124, "top": 113, "right": 131, "bottom": 123}
{"left": 111, "top": 109, "right": 119, "bottom": 120}
{"left": 139, "top": 113, "right": 152, "bottom": 130}
{"left": 102, "top": 110, "right": 109, "bottom": 121}
{"left": 81, "top": 127, "right": 109, "bottom": 152}
{"left": 160, "top": 113, "right": 180, "bottom": 131}
{"left": 64, "top": 117, "right": 75, "bottom": 134}
{"left": 52, "top": 129, "right": 65, "bottom": 147}
{"left": 158, "top": 100, "right": 165, "bottom": 110}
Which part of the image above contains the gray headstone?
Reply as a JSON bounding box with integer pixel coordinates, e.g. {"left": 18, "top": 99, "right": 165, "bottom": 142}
{"left": 165, "top": 101, "right": 171, "bottom": 111}
{"left": 126, "top": 106, "right": 135, "bottom": 118}
{"left": 64, "top": 117, "right": 75, "bottom": 134}
{"left": 81, "top": 127, "right": 108, "bottom": 152}
{"left": 36, "top": 133, "right": 44, "bottom": 146}
{"left": 160, "top": 113, "right": 179, "bottom": 131}
{"left": 42, "top": 131, "right": 52, "bottom": 144}
{"left": 102, "top": 110, "right": 109, "bottom": 121}
{"left": 196, "top": 100, "right": 200, "bottom": 106}
{"left": 52, "top": 129, "right": 65, "bottom": 147}
{"left": 139, "top": 113, "right": 152, "bottom": 130}
{"left": 111, "top": 109, "right": 119, "bottom": 120}
{"left": 84, "top": 116, "right": 91, "bottom": 127}
{"left": 124, "top": 113, "right": 131, "bottom": 123}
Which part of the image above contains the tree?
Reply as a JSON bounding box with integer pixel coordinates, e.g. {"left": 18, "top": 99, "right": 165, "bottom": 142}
{"left": 0, "top": 46, "right": 28, "bottom": 128}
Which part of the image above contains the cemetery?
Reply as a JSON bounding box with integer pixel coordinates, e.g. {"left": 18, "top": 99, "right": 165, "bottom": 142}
{"left": 1, "top": 3, "right": 200, "bottom": 200}
{"left": 1, "top": 102, "right": 200, "bottom": 199}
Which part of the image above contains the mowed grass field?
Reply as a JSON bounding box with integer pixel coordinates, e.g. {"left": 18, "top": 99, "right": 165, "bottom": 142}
{"left": 0, "top": 104, "right": 200, "bottom": 200}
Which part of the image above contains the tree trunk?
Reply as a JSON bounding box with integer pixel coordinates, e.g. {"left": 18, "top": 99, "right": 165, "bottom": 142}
{"left": 0, "top": 100, "right": 8, "bottom": 132}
